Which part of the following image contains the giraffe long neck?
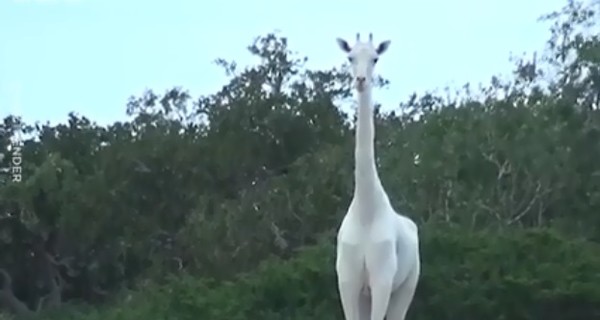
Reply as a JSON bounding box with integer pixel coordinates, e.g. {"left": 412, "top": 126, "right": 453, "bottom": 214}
{"left": 353, "top": 87, "right": 382, "bottom": 205}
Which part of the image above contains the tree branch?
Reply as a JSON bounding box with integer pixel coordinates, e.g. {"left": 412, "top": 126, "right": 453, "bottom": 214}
{"left": 0, "top": 268, "right": 34, "bottom": 317}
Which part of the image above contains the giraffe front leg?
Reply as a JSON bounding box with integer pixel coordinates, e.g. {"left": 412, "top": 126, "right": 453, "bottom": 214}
{"left": 369, "top": 278, "right": 393, "bottom": 320}
{"left": 336, "top": 242, "right": 364, "bottom": 320}
{"left": 366, "top": 241, "right": 398, "bottom": 320}
{"left": 385, "top": 263, "right": 419, "bottom": 320}
{"left": 338, "top": 279, "right": 362, "bottom": 320}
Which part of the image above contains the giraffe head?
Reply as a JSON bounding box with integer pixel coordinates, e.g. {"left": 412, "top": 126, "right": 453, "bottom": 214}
{"left": 336, "top": 33, "right": 390, "bottom": 93}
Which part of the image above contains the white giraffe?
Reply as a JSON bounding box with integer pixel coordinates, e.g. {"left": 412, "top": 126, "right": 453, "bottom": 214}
{"left": 334, "top": 33, "right": 420, "bottom": 320}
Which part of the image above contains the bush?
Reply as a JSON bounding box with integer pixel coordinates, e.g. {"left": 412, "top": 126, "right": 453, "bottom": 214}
{"left": 42, "top": 226, "right": 600, "bottom": 320}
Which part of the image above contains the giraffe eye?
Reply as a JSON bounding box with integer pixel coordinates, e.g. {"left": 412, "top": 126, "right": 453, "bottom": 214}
{"left": 373, "top": 58, "right": 379, "bottom": 64}
{"left": 348, "top": 57, "right": 354, "bottom": 63}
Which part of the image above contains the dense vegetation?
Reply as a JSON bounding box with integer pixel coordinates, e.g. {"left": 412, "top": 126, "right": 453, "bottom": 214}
{"left": 1, "top": 1, "right": 600, "bottom": 319}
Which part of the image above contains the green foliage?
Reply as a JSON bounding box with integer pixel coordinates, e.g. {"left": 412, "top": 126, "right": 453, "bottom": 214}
{"left": 35, "top": 227, "right": 600, "bottom": 320}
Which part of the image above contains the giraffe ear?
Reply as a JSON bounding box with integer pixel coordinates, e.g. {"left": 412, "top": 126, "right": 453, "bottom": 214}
{"left": 336, "top": 38, "right": 351, "bottom": 53}
{"left": 376, "top": 40, "right": 391, "bottom": 55}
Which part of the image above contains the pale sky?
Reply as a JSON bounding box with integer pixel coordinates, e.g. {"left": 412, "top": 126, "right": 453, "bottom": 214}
{"left": 0, "top": 0, "right": 566, "bottom": 126}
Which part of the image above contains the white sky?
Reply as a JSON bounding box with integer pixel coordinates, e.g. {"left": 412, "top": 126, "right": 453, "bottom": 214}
{"left": 0, "top": 0, "right": 567, "bottom": 125}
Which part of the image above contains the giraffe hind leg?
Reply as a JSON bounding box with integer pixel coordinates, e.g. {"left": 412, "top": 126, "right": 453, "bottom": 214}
{"left": 358, "top": 290, "right": 371, "bottom": 320}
